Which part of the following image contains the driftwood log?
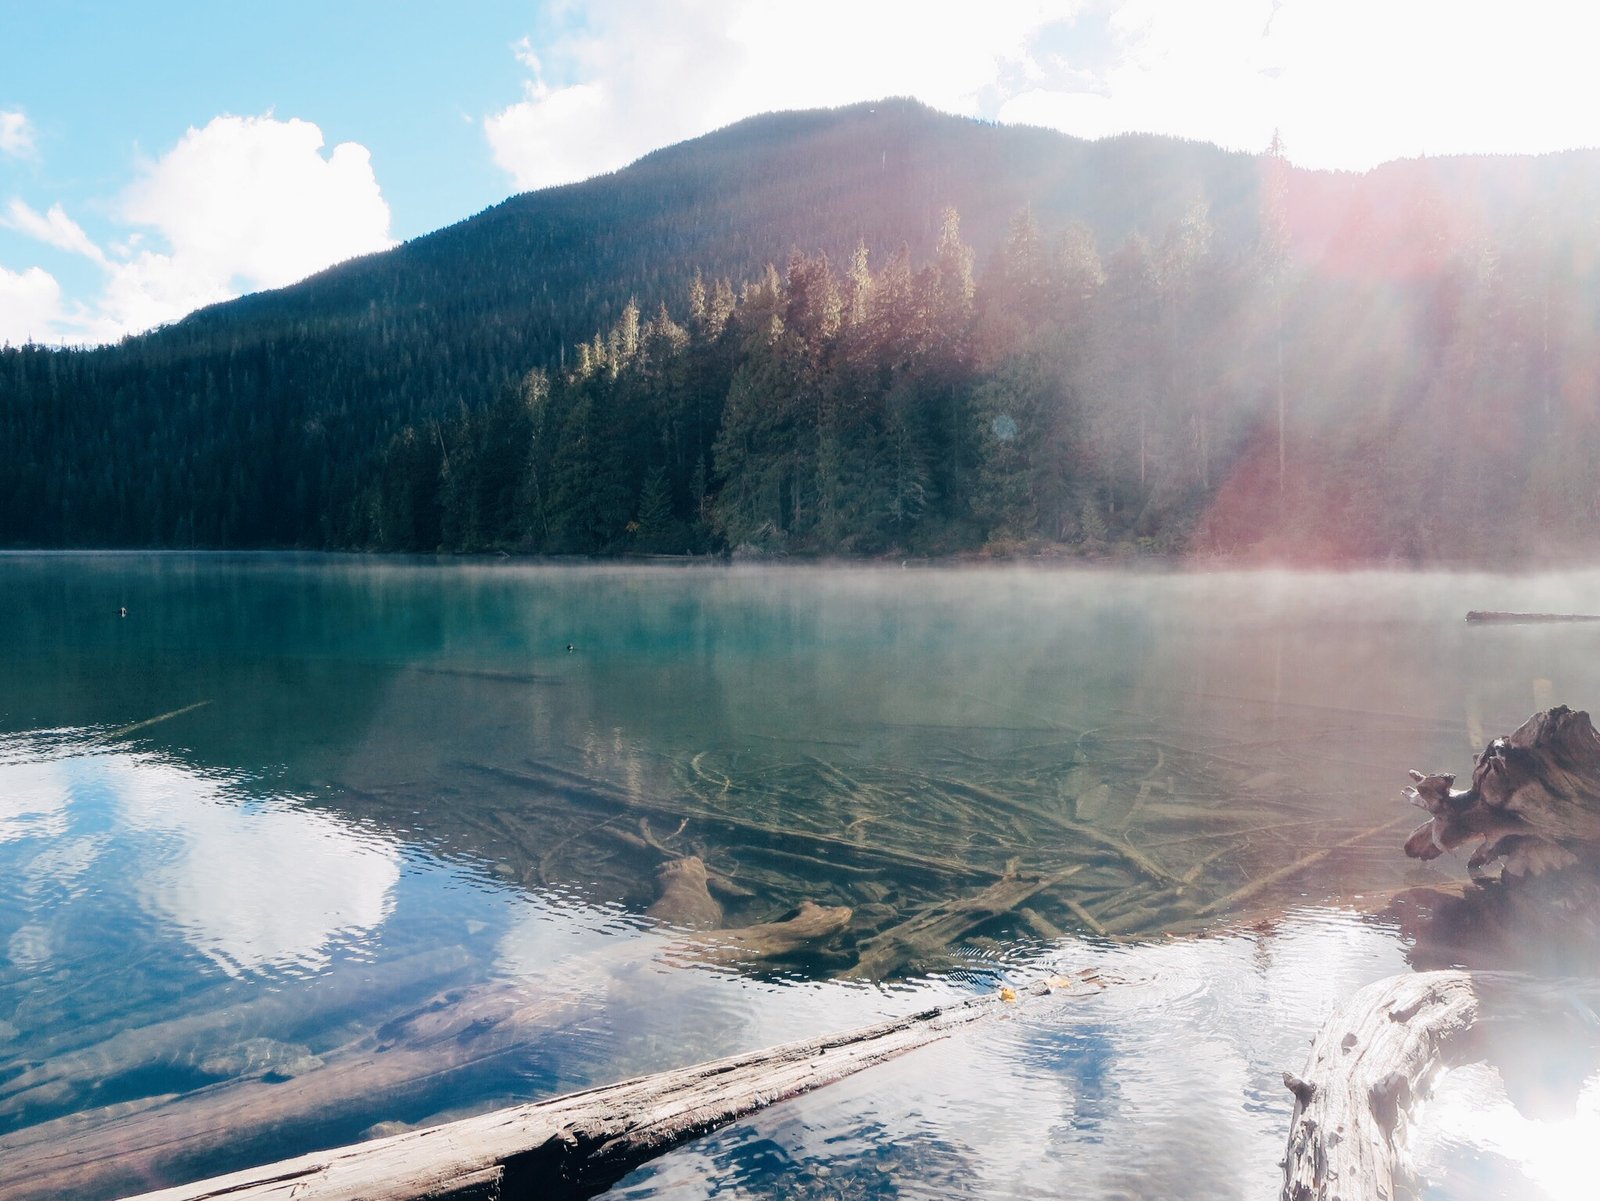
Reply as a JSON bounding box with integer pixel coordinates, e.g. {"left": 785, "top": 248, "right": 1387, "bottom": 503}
{"left": 113, "top": 975, "right": 1102, "bottom": 1201}
{"left": 1281, "top": 971, "right": 1478, "bottom": 1201}
{"left": 1281, "top": 970, "right": 1600, "bottom": 1201}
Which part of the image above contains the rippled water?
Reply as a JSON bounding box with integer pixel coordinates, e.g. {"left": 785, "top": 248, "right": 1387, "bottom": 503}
{"left": 2, "top": 554, "right": 1599, "bottom": 1199}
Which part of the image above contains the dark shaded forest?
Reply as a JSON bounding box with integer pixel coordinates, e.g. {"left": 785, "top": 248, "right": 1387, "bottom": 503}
{"left": 5, "top": 99, "right": 1600, "bottom": 561}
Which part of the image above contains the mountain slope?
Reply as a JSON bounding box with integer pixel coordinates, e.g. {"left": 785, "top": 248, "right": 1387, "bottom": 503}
{"left": 174, "top": 98, "right": 1261, "bottom": 368}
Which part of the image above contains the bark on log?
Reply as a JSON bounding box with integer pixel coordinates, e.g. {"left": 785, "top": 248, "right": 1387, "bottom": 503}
{"left": 113, "top": 975, "right": 1102, "bottom": 1201}
{"left": 1403, "top": 705, "right": 1600, "bottom": 875}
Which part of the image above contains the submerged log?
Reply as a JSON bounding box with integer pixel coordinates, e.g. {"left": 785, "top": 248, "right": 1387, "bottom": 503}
{"left": 645, "top": 856, "right": 723, "bottom": 929}
{"left": 0, "top": 906, "right": 856, "bottom": 1201}
{"left": 690, "top": 899, "right": 852, "bottom": 962}
{"left": 846, "top": 864, "right": 1085, "bottom": 979}
{"left": 117, "top": 975, "right": 1104, "bottom": 1201}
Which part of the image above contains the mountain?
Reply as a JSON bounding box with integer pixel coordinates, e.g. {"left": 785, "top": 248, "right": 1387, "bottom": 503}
{"left": 4, "top": 99, "right": 1600, "bottom": 560}
{"left": 138, "top": 97, "right": 1268, "bottom": 408}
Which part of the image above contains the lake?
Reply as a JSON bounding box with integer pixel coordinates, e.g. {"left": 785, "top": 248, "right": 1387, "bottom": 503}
{"left": 2, "top": 553, "right": 1597, "bottom": 1199}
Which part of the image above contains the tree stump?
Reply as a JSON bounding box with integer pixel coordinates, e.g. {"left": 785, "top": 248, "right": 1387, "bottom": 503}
{"left": 1403, "top": 705, "right": 1600, "bottom": 875}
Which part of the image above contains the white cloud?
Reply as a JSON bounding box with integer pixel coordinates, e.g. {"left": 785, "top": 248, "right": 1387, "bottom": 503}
{"left": 1001, "top": 0, "right": 1277, "bottom": 150}
{"left": 488, "top": 0, "right": 1600, "bottom": 188}
{"left": 0, "top": 110, "right": 34, "bottom": 158}
{"left": 123, "top": 115, "right": 392, "bottom": 291}
{"left": 486, "top": 1, "right": 1069, "bottom": 192}
{"left": 0, "top": 263, "right": 63, "bottom": 346}
{"left": 2, "top": 199, "right": 110, "bottom": 266}
{"left": 103, "top": 114, "right": 395, "bottom": 334}
{"left": 999, "top": 0, "right": 1600, "bottom": 169}
{"left": 0, "top": 114, "right": 396, "bottom": 344}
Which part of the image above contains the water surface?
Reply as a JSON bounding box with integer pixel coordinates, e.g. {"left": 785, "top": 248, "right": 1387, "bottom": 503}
{"left": 2, "top": 554, "right": 1596, "bottom": 1198}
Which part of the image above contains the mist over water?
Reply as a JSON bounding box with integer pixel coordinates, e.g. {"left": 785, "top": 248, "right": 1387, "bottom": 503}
{"left": 2, "top": 554, "right": 1598, "bottom": 1198}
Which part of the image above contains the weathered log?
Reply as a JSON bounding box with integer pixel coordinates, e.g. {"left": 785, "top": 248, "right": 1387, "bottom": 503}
{"left": 1281, "top": 970, "right": 1600, "bottom": 1201}
{"left": 1404, "top": 705, "right": 1600, "bottom": 875}
{"left": 1281, "top": 971, "right": 1479, "bottom": 1201}
{"left": 115, "top": 975, "right": 1104, "bottom": 1201}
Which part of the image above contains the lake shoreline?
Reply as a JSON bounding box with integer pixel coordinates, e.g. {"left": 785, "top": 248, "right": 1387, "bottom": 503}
{"left": 7, "top": 543, "right": 1599, "bottom": 575}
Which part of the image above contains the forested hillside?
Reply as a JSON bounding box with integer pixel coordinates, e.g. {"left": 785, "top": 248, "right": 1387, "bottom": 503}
{"left": 5, "top": 99, "right": 1600, "bottom": 560}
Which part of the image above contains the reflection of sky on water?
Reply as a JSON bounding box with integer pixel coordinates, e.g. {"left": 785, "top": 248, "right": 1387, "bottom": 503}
{"left": 0, "top": 733, "right": 1594, "bottom": 1200}
{"left": 1411, "top": 1065, "right": 1600, "bottom": 1200}
{"left": 0, "top": 758, "right": 70, "bottom": 846}
{"left": 0, "top": 727, "right": 1428, "bottom": 1199}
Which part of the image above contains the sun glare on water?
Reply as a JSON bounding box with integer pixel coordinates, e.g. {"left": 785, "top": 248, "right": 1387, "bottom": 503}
{"left": 1410, "top": 1064, "right": 1600, "bottom": 1199}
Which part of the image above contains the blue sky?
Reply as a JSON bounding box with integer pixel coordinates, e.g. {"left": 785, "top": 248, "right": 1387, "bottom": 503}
{"left": 4, "top": 1, "right": 1598, "bottom": 346}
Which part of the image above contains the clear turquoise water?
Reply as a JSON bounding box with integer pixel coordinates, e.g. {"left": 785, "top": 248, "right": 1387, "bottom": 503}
{"left": 3, "top": 554, "right": 1597, "bottom": 1199}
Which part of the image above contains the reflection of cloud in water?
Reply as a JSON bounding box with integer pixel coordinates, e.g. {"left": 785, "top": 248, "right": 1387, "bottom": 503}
{"left": 1, "top": 755, "right": 103, "bottom": 971}
{"left": 6, "top": 923, "right": 53, "bottom": 971}
{"left": 495, "top": 892, "right": 654, "bottom": 985}
{"left": 0, "top": 760, "right": 69, "bottom": 844}
{"left": 118, "top": 759, "right": 399, "bottom": 976}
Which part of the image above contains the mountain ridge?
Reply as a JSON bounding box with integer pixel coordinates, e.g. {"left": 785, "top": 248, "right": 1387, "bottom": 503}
{"left": 165, "top": 96, "right": 1600, "bottom": 349}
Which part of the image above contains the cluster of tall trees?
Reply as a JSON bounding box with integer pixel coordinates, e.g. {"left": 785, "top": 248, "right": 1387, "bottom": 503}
{"left": 354, "top": 206, "right": 1189, "bottom": 555}
{"left": 361, "top": 175, "right": 1600, "bottom": 562}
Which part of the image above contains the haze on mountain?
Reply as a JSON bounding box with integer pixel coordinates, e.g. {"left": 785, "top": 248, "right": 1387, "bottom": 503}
{"left": 3, "top": 98, "right": 1596, "bottom": 562}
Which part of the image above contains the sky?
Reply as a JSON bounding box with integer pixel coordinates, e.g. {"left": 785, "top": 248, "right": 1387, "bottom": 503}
{"left": 3, "top": 0, "right": 1599, "bottom": 348}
